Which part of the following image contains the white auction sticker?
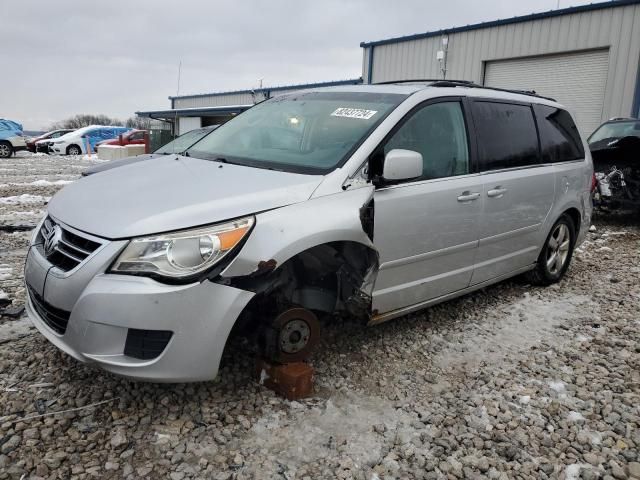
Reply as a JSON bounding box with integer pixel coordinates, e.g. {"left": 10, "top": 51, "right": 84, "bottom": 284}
{"left": 331, "top": 107, "right": 378, "bottom": 120}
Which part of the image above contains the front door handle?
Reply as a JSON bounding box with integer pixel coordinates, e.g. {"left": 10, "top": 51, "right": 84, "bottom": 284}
{"left": 487, "top": 187, "right": 508, "bottom": 198}
{"left": 457, "top": 191, "right": 481, "bottom": 202}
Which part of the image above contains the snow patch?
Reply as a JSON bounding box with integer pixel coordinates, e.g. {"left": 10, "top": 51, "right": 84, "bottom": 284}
{"left": 549, "top": 381, "right": 566, "bottom": 394}
{"left": 0, "top": 317, "right": 33, "bottom": 343}
{"left": 0, "top": 194, "right": 51, "bottom": 205}
{"left": 0, "top": 266, "right": 13, "bottom": 281}
{"left": 519, "top": 395, "right": 531, "bottom": 405}
{"left": 436, "top": 294, "right": 593, "bottom": 370}
{"left": 565, "top": 463, "right": 590, "bottom": 480}
{"left": 239, "top": 392, "right": 411, "bottom": 474}
{"left": 567, "top": 411, "right": 585, "bottom": 422}
{"left": 2, "top": 179, "right": 74, "bottom": 187}
{"left": 586, "top": 431, "right": 602, "bottom": 445}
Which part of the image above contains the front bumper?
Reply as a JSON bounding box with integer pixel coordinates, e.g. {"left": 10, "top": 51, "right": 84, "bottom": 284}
{"left": 25, "top": 242, "right": 254, "bottom": 382}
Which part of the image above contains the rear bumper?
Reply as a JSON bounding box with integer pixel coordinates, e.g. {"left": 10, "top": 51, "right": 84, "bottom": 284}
{"left": 25, "top": 246, "right": 255, "bottom": 382}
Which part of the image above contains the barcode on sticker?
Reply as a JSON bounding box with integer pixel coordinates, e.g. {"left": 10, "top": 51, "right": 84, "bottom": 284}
{"left": 331, "top": 108, "right": 378, "bottom": 120}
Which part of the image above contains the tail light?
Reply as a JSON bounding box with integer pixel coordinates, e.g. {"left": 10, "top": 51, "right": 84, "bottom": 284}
{"left": 590, "top": 173, "right": 598, "bottom": 193}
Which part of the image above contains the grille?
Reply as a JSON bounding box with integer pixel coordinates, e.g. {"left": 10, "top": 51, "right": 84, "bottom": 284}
{"left": 27, "top": 285, "right": 71, "bottom": 335}
{"left": 124, "top": 329, "right": 173, "bottom": 360}
{"left": 37, "top": 217, "right": 101, "bottom": 272}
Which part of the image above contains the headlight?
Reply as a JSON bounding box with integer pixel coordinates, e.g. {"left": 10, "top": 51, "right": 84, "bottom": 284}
{"left": 110, "top": 216, "right": 254, "bottom": 280}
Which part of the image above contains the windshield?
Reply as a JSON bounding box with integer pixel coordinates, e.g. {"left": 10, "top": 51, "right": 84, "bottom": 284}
{"left": 155, "top": 127, "right": 214, "bottom": 154}
{"left": 589, "top": 121, "right": 640, "bottom": 144}
{"left": 187, "top": 91, "right": 407, "bottom": 174}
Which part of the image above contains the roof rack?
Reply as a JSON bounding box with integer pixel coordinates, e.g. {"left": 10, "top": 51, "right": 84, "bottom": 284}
{"left": 374, "top": 78, "right": 556, "bottom": 102}
{"left": 374, "top": 78, "right": 474, "bottom": 85}
{"left": 429, "top": 80, "right": 557, "bottom": 102}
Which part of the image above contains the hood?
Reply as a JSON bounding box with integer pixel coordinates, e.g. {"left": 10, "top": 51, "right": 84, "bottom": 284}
{"left": 48, "top": 155, "right": 324, "bottom": 239}
{"left": 82, "top": 154, "right": 157, "bottom": 176}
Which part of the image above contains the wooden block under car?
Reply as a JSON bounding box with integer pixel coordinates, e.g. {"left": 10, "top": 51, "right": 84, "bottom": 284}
{"left": 255, "top": 359, "right": 314, "bottom": 400}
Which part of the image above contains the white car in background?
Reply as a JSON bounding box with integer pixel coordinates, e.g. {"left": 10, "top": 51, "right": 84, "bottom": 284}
{"left": 49, "top": 125, "right": 130, "bottom": 155}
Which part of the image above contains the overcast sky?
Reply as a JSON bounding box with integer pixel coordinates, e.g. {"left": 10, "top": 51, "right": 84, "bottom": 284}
{"left": 1, "top": 0, "right": 593, "bottom": 130}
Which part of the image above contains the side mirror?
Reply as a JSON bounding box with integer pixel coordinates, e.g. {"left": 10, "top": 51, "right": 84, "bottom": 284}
{"left": 382, "top": 149, "right": 423, "bottom": 181}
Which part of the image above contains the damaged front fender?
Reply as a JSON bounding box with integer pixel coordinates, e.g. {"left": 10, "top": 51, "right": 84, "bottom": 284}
{"left": 218, "top": 186, "right": 378, "bottom": 319}
{"left": 220, "top": 186, "right": 377, "bottom": 279}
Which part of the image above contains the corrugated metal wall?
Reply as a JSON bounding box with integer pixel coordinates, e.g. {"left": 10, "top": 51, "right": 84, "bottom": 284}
{"left": 363, "top": 2, "right": 640, "bottom": 120}
{"left": 484, "top": 49, "right": 611, "bottom": 134}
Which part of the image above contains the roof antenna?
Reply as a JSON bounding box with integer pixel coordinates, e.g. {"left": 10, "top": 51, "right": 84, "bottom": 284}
{"left": 173, "top": 60, "right": 182, "bottom": 155}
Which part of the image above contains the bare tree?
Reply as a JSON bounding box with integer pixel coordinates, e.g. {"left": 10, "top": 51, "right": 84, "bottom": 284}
{"left": 124, "top": 116, "right": 153, "bottom": 130}
{"left": 50, "top": 114, "right": 123, "bottom": 130}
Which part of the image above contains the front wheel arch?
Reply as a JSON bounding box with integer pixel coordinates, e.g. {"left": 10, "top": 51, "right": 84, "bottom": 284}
{"left": 223, "top": 241, "right": 379, "bottom": 361}
{"left": 66, "top": 144, "right": 82, "bottom": 155}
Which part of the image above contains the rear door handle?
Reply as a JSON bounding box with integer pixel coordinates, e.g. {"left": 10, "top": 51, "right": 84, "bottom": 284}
{"left": 457, "top": 191, "right": 481, "bottom": 202}
{"left": 487, "top": 187, "right": 508, "bottom": 198}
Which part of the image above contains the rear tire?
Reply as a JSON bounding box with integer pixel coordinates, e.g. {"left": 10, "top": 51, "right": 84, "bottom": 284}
{"left": 67, "top": 144, "right": 81, "bottom": 156}
{"left": 0, "top": 141, "right": 12, "bottom": 158}
{"left": 526, "top": 214, "right": 575, "bottom": 286}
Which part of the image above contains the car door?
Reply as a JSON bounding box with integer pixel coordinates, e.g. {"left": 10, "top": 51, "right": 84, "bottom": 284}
{"left": 469, "top": 100, "right": 555, "bottom": 285}
{"left": 129, "top": 131, "right": 145, "bottom": 145}
{"left": 371, "top": 98, "right": 482, "bottom": 315}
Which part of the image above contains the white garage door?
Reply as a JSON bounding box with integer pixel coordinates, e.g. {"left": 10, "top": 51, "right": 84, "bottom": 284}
{"left": 484, "top": 49, "right": 609, "bottom": 136}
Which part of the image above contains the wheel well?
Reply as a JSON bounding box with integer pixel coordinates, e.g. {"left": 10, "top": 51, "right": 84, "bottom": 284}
{"left": 562, "top": 208, "right": 581, "bottom": 234}
{"left": 229, "top": 241, "right": 379, "bottom": 330}
{"left": 66, "top": 144, "right": 80, "bottom": 154}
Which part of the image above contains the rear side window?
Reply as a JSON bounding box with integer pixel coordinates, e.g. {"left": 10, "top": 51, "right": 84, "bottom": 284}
{"left": 535, "top": 105, "right": 584, "bottom": 162}
{"left": 472, "top": 101, "right": 539, "bottom": 171}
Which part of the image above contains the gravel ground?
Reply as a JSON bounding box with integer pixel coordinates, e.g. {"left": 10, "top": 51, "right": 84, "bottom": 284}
{"left": 0, "top": 152, "right": 639, "bottom": 480}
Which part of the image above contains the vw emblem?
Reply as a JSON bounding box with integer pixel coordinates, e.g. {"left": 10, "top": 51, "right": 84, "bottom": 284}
{"left": 43, "top": 225, "right": 62, "bottom": 257}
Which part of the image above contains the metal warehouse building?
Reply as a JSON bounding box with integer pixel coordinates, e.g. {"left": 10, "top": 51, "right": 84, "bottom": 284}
{"left": 137, "top": 79, "right": 363, "bottom": 135}
{"left": 361, "top": 0, "right": 640, "bottom": 135}
{"left": 139, "top": 0, "right": 640, "bottom": 137}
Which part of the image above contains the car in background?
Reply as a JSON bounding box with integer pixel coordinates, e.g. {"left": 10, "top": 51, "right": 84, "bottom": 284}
{"left": 49, "top": 126, "right": 130, "bottom": 155}
{"left": 27, "top": 129, "right": 74, "bottom": 153}
{"left": 95, "top": 129, "right": 147, "bottom": 151}
{"left": 0, "top": 119, "right": 27, "bottom": 158}
{"left": 588, "top": 118, "right": 640, "bottom": 211}
{"left": 82, "top": 125, "right": 219, "bottom": 176}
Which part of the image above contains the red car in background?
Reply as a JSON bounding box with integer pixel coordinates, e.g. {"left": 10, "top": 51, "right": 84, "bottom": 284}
{"left": 95, "top": 129, "right": 147, "bottom": 151}
{"left": 27, "top": 129, "right": 73, "bottom": 153}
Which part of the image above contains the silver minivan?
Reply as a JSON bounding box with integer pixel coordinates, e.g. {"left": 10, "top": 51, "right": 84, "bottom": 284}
{"left": 24, "top": 82, "right": 593, "bottom": 381}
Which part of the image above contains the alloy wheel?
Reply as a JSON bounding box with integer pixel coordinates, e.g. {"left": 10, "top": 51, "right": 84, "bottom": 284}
{"left": 0, "top": 144, "right": 11, "bottom": 158}
{"left": 546, "top": 223, "right": 571, "bottom": 275}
